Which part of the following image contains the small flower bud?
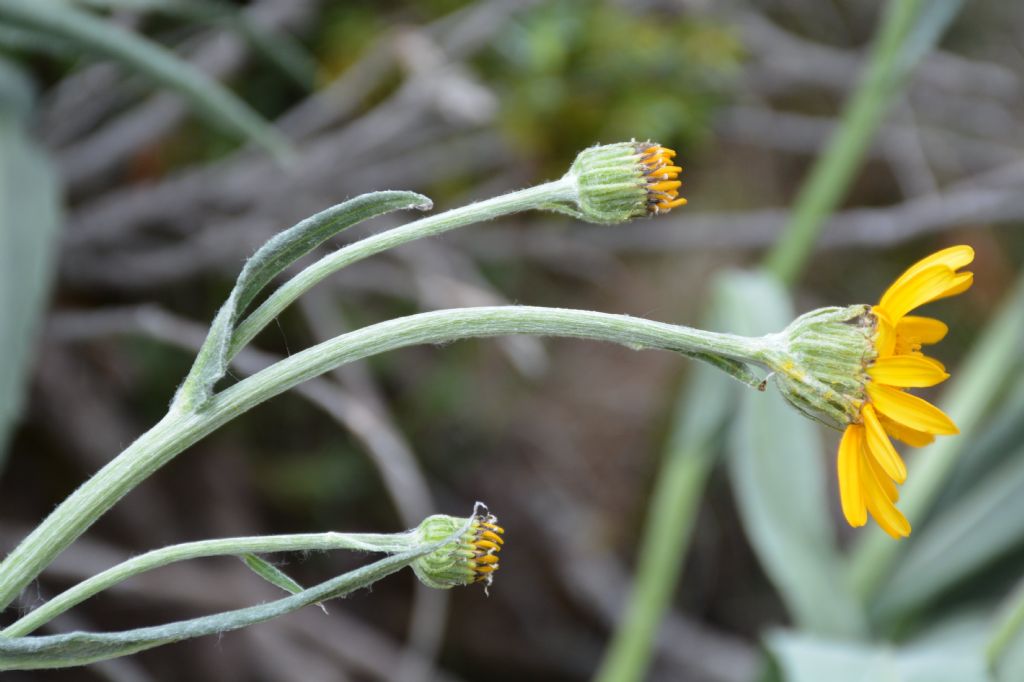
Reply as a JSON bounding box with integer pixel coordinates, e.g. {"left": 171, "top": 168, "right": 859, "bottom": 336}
{"left": 411, "top": 506, "right": 504, "bottom": 590}
{"left": 565, "top": 141, "right": 687, "bottom": 224}
{"left": 772, "top": 305, "right": 877, "bottom": 428}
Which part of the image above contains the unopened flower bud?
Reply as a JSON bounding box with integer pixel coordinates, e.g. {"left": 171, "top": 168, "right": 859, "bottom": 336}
{"left": 565, "top": 141, "right": 687, "bottom": 224}
{"left": 772, "top": 304, "right": 877, "bottom": 428}
{"left": 412, "top": 506, "right": 504, "bottom": 590}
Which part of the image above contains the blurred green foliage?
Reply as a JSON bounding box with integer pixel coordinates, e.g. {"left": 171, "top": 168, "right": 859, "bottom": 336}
{"left": 487, "top": 1, "right": 742, "bottom": 169}
{"left": 3, "top": 0, "right": 1023, "bottom": 679}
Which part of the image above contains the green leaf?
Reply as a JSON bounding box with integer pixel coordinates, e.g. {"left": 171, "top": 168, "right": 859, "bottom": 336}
{"left": 0, "top": 24, "right": 78, "bottom": 57}
{"left": 719, "top": 271, "right": 865, "bottom": 637}
{"left": 0, "top": 546, "right": 428, "bottom": 670}
{"left": 0, "top": 0, "right": 291, "bottom": 160}
{"left": 241, "top": 554, "right": 304, "bottom": 595}
{"left": 0, "top": 59, "right": 61, "bottom": 470}
{"left": 767, "top": 628, "right": 990, "bottom": 682}
{"left": 874, "top": 441, "right": 1024, "bottom": 623}
{"left": 241, "top": 553, "right": 327, "bottom": 614}
{"left": 937, "top": 369, "right": 1024, "bottom": 504}
{"left": 210, "top": 8, "right": 317, "bottom": 91}
{"left": 175, "top": 191, "right": 432, "bottom": 410}
{"left": 69, "top": 0, "right": 318, "bottom": 89}
{"left": 994, "top": 625, "right": 1024, "bottom": 682}
{"left": 894, "top": 0, "right": 965, "bottom": 76}
{"left": 679, "top": 350, "right": 765, "bottom": 390}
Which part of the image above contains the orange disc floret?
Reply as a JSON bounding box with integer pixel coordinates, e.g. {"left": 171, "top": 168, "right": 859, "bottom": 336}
{"left": 635, "top": 142, "right": 688, "bottom": 214}
{"left": 469, "top": 519, "right": 504, "bottom": 583}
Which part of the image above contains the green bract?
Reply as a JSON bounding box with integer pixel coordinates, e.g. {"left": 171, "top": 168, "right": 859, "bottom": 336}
{"left": 774, "top": 304, "right": 877, "bottom": 429}
{"left": 412, "top": 508, "right": 504, "bottom": 589}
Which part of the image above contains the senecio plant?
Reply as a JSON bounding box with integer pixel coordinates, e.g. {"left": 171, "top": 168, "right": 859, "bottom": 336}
{"left": 0, "top": 141, "right": 967, "bottom": 669}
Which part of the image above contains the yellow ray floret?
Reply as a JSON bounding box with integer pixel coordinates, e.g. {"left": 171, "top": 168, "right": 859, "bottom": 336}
{"left": 835, "top": 245, "right": 973, "bottom": 539}
{"left": 867, "top": 356, "right": 949, "bottom": 387}
{"left": 837, "top": 425, "right": 867, "bottom": 527}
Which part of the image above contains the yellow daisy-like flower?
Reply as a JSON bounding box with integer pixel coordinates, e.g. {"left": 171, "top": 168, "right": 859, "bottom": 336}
{"left": 837, "top": 245, "right": 974, "bottom": 538}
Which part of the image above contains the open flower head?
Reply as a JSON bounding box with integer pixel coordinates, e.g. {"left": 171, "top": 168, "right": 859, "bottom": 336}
{"left": 412, "top": 505, "right": 504, "bottom": 589}
{"left": 567, "top": 140, "right": 687, "bottom": 223}
{"left": 837, "top": 245, "right": 973, "bottom": 539}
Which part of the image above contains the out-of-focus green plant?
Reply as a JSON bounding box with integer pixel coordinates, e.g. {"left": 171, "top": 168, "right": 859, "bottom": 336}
{"left": 596, "top": 2, "right": 977, "bottom": 681}
{"left": 0, "top": 0, "right": 302, "bottom": 472}
{"left": 489, "top": 0, "right": 742, "bottom": 168}
{"left": 0, "top": 0, "right": 292, "bottom": 159}
{"left": 0, "top": 58, "right": 60, "bottom": 469}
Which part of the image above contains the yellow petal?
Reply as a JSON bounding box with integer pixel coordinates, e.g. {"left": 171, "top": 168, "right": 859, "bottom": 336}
{"left": 862, "top": 404, "right": 908, "bottom": 483}
{"left": 895, "top": 316, "right": 948, "bottom": 350}
{"left": 872, "top": 305, "right": 896, "bottom": 358}
{"left": 878, "top": 265, "right": 958, "bottom": 321}
{"left": 867, "top": 383, "right": 959, "bottom": 435}
{"left": 937, "top": 271, "right": 974, "bottom": 300}
{"left": 867, "top": 355, "right": 950, "bottom": 388}
{"left": 884, "top": 245, "right": 975, "bottom": 294}
{"left": 837, "top": 425, "right": 867, "bottom": 527}
{"left": 860, "top": 452, "right": 911, "bottom": 539}
{"left": 877, "top": 413, "right": 936, "bottom": 448}
{"left": 866, "top": 451, "right": 899, "bottom": 503}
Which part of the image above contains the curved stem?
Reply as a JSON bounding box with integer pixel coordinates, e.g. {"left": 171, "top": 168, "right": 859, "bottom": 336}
{"left": 228, "top": 179, "right": 576, "bottom": 359}
{"left": 0, "top": 305, "right": 772, "bottom": 613}
{"left": 2, "top": 531, "right": 418, "bottom": 638}
{"left": 0, "top": 543, "right": 451, "bottom": 670}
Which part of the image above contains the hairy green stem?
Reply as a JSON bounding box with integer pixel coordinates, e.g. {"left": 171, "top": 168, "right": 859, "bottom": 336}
{"left": 228, "top": 178, "right": 577, "bottom": 358}
{"left": 3, "top": 531, "right": 418, "bottom": 637}
{"left": 0, "top": 539, "right": 456, "bottom": 670}
{"left": 0, "top": 305, "right": 773, "bottom": 613}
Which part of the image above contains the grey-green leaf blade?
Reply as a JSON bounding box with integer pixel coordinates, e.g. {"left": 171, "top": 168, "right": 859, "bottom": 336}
{"left": 874, "top": 442, "right": 1024, "bottom": 623}
{"left": 0, "top": 59, "right": 62, "bottom": 471}
{"left": 0, "top": 0, "right": 291, "bottom": 160}
{"left": 70, "top": 0, "right": 318, "bottom": 89}
{"left": 174, "top": 191, "right": 432, "bottom": 410}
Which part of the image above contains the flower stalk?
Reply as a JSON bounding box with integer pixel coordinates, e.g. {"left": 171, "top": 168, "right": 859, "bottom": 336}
{"left": 224, "top": 178, "right": 580, "bottom": 370}
{"left": 0, "top": 305, "right": 784, "bottom": 612}
{"left": 2, "top": 531, "right": 420, "bottom": 638}
{"left": 0, "top": 141, "right": 694, "bottom": 644}
{"left": 0, "top": 527, "right": 471, "bottom": 671}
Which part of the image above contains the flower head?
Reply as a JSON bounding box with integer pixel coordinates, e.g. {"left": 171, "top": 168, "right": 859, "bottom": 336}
{"left": 411, "top": 505, "right": 504, "bottom": 589}
{"left": 837, "top": 245, "right": 973, "bottom": 538}
{"left": 776, "top": 304, "right": 876, "bottom": 428}
{"left": 567, "top": 140, "right": 687, "bottom": 223}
